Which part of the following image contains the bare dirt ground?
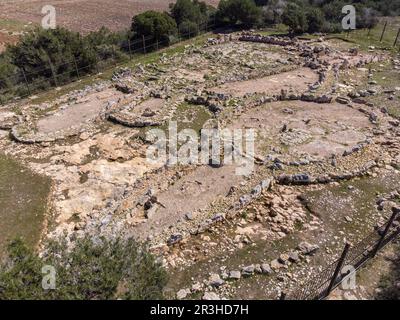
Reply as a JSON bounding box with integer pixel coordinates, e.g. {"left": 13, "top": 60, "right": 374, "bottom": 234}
{"left": 0, "top": 0, "right": 219, "bottom": 34}
{"left": 37, "top": 88, "right": 123, "bottom": 134}
{"left": 229, "top": 100, "right": 374, "bottom": 158}
{"left": 133, "top": 164, "right": 244, "bottom": 240}
{"left": 212, "top": 67, "right": 318, "bottom": 97}
{"left": 132, "top": 98, "right": 165, "bottom": 114}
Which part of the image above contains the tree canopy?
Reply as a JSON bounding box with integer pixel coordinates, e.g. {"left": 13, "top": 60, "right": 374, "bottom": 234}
{"left": 8, "top": 27, "right": 97, "bottom": 82}
{"left": 131, "top": 10, "right": 178, "bottom": 44}
{"left": 282, "top": 2, "right": 308, "bottom": 34}
{"left": 217, "top": 0, "right": 262, "bottom": 28}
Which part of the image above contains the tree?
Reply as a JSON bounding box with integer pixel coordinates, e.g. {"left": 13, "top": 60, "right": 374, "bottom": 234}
{"left": 86, "top": 27, "right": 127, "bottom": 61}
{"left": 179, "top": 20, "right": 200, "bottom": 38}
{"left": 131, "top": 11, "right": 177, "bottom": 46}
{"left": 170, "top": 0, "right": 208, "bottom": 26}
{"left": 217, "top": 0, "right": 262, "bottom": 28}
{"left": 306, "top": 7, "right": 325, "bottom": 33}
{"left": 357, "top": 6, "right": 379, "bottom": 29}
{"left": 0, "top": 237, "right": 168, "bottom": 300}
{"left": 8, "top": 27, "right": 97, "bottom": 83}
{"left": 170, "top": 0, "right": 214, "bottom": 37}
{"left": 254, "top": 0, "right": 269, "bottom": 6}
{"left": 282, "top": 2, "right": 308, "bottom": 34}
{"left": 0, "top": 54, "right": 16, "bottom": 90}
{"left": 321, "top": 0, "right": 347, "bottom": 23}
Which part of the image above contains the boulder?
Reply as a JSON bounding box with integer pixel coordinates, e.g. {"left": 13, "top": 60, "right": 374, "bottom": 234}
{"left": 297, "top": 241, "right": 319, "bottom": 255}
{"left": 261, "top": 263, "right": 272, "bottom": 274}
{"left": 229, "top": 270, "right": 241, "bottom": 280}
{"left": 288, "top": 251, "right": 300, "bottom": 263}
{"left": 270, "top": 259, "right": 284, "bottom": 270}
{"left": 167, "top": 234, "right": 183, "bottom": 246}
{"left": 336, "top": 96, "right": 351, "bottom": 104}
{"left": 208, "top": 273, "right": 225, "bottom": 287}
{"left": 176, "top": 288, "right": 190, "bottom": 300}
{"left": 202, "top": 292, "right": 220, "bottom": 300}
{"left": 241, "top": 265, "right": 255, "bottom": 276}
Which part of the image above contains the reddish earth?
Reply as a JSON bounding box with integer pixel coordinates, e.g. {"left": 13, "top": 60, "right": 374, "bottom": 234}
{"left": 0, "top": 0, "right": 220, "bottom": 34}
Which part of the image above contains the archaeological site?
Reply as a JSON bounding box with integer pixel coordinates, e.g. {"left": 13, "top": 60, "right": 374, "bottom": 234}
{"left": 1, "top": 0, "right": 400, "bottom": 305}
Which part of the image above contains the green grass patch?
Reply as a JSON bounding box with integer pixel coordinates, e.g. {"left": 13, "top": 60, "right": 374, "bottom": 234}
{"left": 329, "top": 22, "right": 400, "bottom": 53}
{"left": 0, "top": 154, "right": 51, "bottom": 255}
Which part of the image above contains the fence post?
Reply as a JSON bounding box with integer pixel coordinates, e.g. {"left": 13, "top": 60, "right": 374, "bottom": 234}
{"left": 128, "top": 37, "right": 132, "bottom": 57}
{"left": 372, "top": 207, "right": 399, "bottom": 257}
{"left": 394, "top": 28, "right": 400, "bottom": 47}
{"left": 380, "top": 21, "right": 388, "bottom": 42}
{"left": 21, "top": 69, "right": 31, "bottom": 96}
{"left": 326, "top": 242, "right": 351, "bottom": 297}
{"left": 73, "top": 56, "right": 80, "bottom": 79}
{"left": 47, "top": 56, "right": 58, "bottom": 87}
{"left": 142, "top": 35, "right": 146, "bottom": 54}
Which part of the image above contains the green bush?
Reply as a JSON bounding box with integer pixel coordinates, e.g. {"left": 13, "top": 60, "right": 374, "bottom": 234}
{"left": 282, "top": 2, "right": 308, "bottom": 34}
{"left": 179, "top": 20, "right": 200, "bottom": 38}
{"left": 0, "top": 54, "right": 16, "bottom": 90}
{"left": 306, "top": 7, "right": 325, "bottom": 34}
{"left": 357, "top": 6, "right": 379, "bottom": 29}
{"left": 8, "top": 27, "right": 97, "bottom": 82}
{"left": 320, "top": 0, "right": 347, "bottom": 23}
{"left": 170, "top": 0, "right": 210, "bottom": 26}
{"left": 217, "top": 0, "right": 262, "bottom": 28}
{"left": 270, "top": 0, "right": 390, "bottom": 35}
{"left": 131, "top": 11, "right": 178, "bottom": 48}
{"left": 0, "top": 236, "right": 168, "bottom": 300}
{"left": 86, "top": 27, "right": 127, "bottom": 59}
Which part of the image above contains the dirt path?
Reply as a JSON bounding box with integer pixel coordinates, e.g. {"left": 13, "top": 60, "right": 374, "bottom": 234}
{"left": 211, "top": 67, "right": 318, "bottom": 97}
{"left": 37, "top": 88, "right": 122, "bottom": 133}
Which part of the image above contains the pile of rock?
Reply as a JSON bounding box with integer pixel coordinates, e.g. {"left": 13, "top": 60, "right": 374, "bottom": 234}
{"left": 239, "top": 33, "right": 296, "bottom": 47}
{"left": 276, "top": 161, "right": 378, "bottom": 186}
{"left": 175, "top": 241, "right": 320, "bottom": 300}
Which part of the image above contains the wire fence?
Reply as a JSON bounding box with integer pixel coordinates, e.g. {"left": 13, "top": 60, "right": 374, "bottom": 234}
{"left": 0, "top": 19, "right": 220, "bottom": 105}
{"left": 370, "top": 19, "right": 400, "bottom": 46}
{"left": 344, "top": 18, "right": 400, "bottom": 48}
{"left": 287, "top": 207, "right": 400, "bottom": 300}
